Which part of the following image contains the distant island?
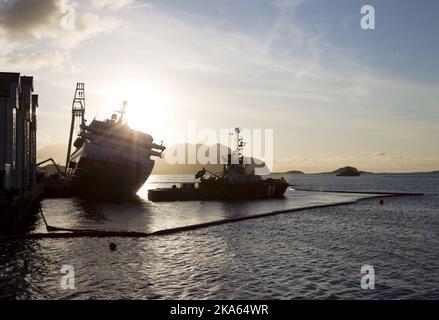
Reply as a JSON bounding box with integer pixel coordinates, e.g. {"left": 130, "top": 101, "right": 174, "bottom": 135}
{"left": 286, "top": 170, "right": 304, "bottom": 174}
{"left": 333, "top": 166, "right": 362, "bottom": 176}
{"left": 281, "top": 166, "right": 373, "bottom": 176}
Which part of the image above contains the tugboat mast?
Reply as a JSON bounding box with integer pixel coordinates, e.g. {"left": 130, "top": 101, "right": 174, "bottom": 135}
{"left": 232, "top": 127, "right": 245, "bottom": 163}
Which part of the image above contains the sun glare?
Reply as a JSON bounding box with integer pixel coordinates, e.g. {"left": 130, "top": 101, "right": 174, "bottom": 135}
{"left": 102, "top": 82, "right": 175, "bottom": 143}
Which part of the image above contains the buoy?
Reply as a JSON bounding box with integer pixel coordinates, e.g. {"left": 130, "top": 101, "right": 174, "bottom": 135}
{"left": 379, "top": 199, "right": 384, "bottom": 205}
{"left": 109, "top": 242, "right": 117, "bottom": 251}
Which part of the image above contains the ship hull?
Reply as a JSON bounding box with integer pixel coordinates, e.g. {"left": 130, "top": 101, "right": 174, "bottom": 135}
{"left": 70, "top": 151, "right": 154, "bottom": 201}
{"left": 148, "top": 180, "right": 288, "bottom": 202}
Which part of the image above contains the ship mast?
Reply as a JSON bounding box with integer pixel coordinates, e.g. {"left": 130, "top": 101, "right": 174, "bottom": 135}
{"left": 229, "top": 127, "right": 245, "bottom": 165}
{"left": 234, "top": 127, "right": 245, "bottom": 162}
{"left": 117, "top": 100, "right": 128, "bottom": 124}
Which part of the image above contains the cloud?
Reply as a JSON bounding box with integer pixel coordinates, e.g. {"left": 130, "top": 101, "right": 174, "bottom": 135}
{"left": 0, "top": 0, "right": 123, "bottom": 70}
{"left": 2, "top": 50, "right": 65, "bottom": 71}
{"left": 0, "top": 0, "right": 61, "bottom": 39}
{"left": 4, "top": 1, "right": 437, "bottom": 172}
{"left": 271, "top": 0, "right": 304, "bottom": 9}
{"left": 57, "top": 12, "right": 123, "bottom": 50}
{"left": 91, "top": 0, "right": 134, "bottom": 10}
{"left": 370, "top": 152, "right": 387, "bottom": 158}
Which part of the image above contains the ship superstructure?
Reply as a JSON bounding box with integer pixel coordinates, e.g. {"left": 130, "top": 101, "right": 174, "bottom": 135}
{"left": 66, "top": 89, "right": 165, "bottom": 200}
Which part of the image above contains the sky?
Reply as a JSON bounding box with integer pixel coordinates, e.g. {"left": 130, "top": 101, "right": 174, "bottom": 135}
{"left": 1, "top": 0, "right": 438, "bottom": 173}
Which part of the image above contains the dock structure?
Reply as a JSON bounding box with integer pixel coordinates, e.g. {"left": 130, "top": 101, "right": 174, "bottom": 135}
{"left": 0, "top": 72, "right": 42, "bottom": 232}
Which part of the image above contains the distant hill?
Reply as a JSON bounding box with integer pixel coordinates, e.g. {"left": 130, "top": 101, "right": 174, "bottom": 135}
{"left": 331, "top": 166, "right": 373, "bottom": 176}
{"left": 285, "top": 170, "right": 304, "bottom": 174}
{"left": 333, "top": 166, "right": 361, "bottom": 176}
{"left": 37, "top": 143, "right": 66, "bottom": 165}
{"left": 317, "top": 166, "right": 372, "bottom": 175}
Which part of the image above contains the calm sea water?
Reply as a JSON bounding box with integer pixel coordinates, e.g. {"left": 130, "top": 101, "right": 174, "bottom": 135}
{"left": 0, "top": 173, "right": 438, "bottom": 299}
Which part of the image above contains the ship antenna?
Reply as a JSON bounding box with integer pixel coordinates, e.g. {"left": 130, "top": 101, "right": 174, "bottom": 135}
{"left": 235, "top": 128, "right": 240, "bottom": 156}
{"left": 229, "top": 127, "right": 245, "bottom": 162}
{"left": 118, "top": 100, "right": 128, "bottom": 124}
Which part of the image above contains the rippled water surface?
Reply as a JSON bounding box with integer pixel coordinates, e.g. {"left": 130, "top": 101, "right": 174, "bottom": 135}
{"left": 1, "top": 173, "right": 438, "bottom": 299}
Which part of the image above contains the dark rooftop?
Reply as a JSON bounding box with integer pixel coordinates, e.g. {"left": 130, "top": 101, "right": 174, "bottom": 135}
{"left": 32, "top": 94, "right": 39, "bottom": 108}
{"left": 0, "top": 72, "right": 20, "bottom": 98}
{"left": 20, "top": 76, "right": 34, "bottom": 91}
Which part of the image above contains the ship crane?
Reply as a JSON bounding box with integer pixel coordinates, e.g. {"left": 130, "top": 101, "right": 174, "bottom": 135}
{"left": 65, "top": 83, "right": 86, "bottom": 175}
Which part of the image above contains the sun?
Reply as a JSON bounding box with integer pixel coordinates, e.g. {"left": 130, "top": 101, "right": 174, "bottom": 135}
{"left": 102, "top": 82, "right": 175, "bottom": 143}
{"left": 124, "top": 87, "right": 172, "bottom": 141}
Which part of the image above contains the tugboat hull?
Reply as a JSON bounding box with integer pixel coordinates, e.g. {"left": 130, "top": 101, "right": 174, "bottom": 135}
{"left": 148, "top": 180, "right": 288, "bottom": 202}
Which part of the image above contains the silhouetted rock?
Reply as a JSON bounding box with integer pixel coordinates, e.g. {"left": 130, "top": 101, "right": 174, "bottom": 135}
{"left": 334, "top": 166, "right": 361, "bottom": 176}
{"left": 286, "top": 170, "right": 304, "bottom": 174}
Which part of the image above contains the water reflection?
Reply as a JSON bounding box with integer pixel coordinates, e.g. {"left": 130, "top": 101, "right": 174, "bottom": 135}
{"left": 0, "top": 240, "right": 44, "bottom": 299}
{"left": 36, "top": 183, "right": 367, "bottom": 235}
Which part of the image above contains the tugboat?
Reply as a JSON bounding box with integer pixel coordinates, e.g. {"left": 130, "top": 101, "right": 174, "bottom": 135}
{"left": 67, "top": 101, "right": 165, "bottom": 200}
{"left": 148, "top": 128, "right": 288, "bottom": 202}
